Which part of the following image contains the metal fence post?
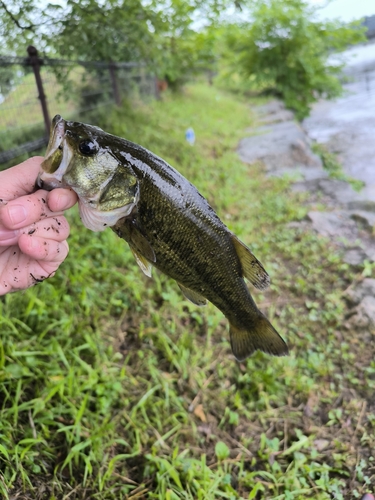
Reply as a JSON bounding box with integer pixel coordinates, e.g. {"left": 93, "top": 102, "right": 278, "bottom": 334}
{"left": 109, "top": 62, "right": 121, "bottom": 106}
{"left": 26, "top": 46, "right": 51, "bottom": 137}
{"left": 154, "top": 76, "right": 161, "bottom": 100}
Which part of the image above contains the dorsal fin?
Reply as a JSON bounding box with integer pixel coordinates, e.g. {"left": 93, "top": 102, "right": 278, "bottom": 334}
{"left": 231, "top": 234, "right": 270, "bottom": 290}
{"left": 177, "top": 283, "right": 207, "bottom": 306}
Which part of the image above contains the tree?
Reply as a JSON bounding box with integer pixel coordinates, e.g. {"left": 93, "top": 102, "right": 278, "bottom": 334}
{"left": 223, "top": 0, "right": 367, "bottom": 118}
{"left": 0, "top": 0, "right": 157, "bottom": 61}
{"left": 143, "top": 0, "right": 226, "bottom": 88}
{"left": 0, "top": 0, "right": 228, "bottom": 88}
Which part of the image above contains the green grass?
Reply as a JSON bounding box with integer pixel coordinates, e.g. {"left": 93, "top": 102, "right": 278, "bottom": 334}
{"left": 1, "top": 83, "right": 374, "bottom": 499}
{"left": 0, "top": 70, "right": 77, "bottom": 171}
{"left": 0, "top": 68, "right": 86, "bottom": 133}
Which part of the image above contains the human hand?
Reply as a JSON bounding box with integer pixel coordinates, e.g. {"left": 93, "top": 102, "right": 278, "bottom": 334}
{"left": 0, "top": 156, "right": 78, "bottom": 295}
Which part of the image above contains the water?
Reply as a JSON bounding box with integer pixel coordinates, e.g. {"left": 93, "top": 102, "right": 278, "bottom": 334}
{"left": 303, "top": 42, "right": 375, "bottom": 187}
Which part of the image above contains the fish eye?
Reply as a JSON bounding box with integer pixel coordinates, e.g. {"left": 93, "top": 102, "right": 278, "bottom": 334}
{"left": 79, "top": 139, "right": 99, "bottom": 156}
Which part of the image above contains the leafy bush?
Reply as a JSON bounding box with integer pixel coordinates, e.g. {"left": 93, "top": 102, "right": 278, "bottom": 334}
{"left": 223, "top": 0, "right": 366, "bottom": 118}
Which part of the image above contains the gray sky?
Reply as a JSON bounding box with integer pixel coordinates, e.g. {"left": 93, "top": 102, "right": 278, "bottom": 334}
{"left": 310, "top": 0, "right": 375, "bottom": 22}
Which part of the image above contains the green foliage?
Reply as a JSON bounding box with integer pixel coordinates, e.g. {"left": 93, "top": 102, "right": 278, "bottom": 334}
{"left": 0, "top": 84, "right": 374, "bottom": 498}
{"left": 0, "top": 0, "right": 37, "bottom": 53}
{"left": 150, "top": 0, "right": 224, "bottom": 87}
{"left": 155, "top": 29, "right": 217, "bottom": 89}
{"left": 215, "top": 441, "right": 230, "bottom": 461}
{"left": 1, "top": 0, "right": 157, "bottom": 60}
{"left": 0, "top": 0, "right": 224, "bottom": 88}
{"left": 222, "top": 0, "right": 366, "bottom": 118}
{"left": 0, "top": 66, "right": 19, "bottom": 98}
{"left": 54, "top": 0, "right": 156, "bottom": 62}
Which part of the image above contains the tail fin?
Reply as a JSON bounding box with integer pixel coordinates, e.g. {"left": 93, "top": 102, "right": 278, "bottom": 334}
{"left": 230, "top": 315, "right": 288, "bottom": 361}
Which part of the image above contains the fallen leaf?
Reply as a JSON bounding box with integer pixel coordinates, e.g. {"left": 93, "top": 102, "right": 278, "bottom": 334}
{"left": 194, "top": 404, "right": 207, "bottom": 422}
{"left": 313, "top": 439, "right": 330, "bottom": 451}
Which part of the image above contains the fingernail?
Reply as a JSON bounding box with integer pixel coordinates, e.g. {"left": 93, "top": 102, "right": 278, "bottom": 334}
{"left": 56, "top": 192, "right": 71, "bottom": 210}
{"left": 7, "top": 205, "right": 27, "bottom": 225}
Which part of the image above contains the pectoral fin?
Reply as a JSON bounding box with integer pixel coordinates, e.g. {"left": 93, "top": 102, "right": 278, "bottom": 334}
{"left": 113, "top": 214, "right": 156, "bottom": 276}
{"left": 117, "top": 216, "right": 156, "bottom": 264}
{"left": 130, "top": 246, "right": 153, "bottom": 278}
{"left": 128, "top": 224, "right": 156, "bottom": 263}
{"left": 127, "top": 223, "right": 156, "bottom": 276}
{"left": 177, "top": 283, "right": 207, "bottom": 306}
{"left": 232, "top": 234, "right": 270, "bottom": 290}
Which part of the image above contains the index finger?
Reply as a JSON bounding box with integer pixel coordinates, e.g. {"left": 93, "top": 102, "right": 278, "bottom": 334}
{"left": 0, "top": 157, "right": 44, "bottom": 201}
{"left": 0, "top": 190, "right": 64, "bottom": 230}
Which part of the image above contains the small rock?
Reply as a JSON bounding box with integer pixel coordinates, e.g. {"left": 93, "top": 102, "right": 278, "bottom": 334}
{"left": 237, "top": 120, "right": 323, "bottom": 175}
{"left": 347, "top": 296, "right": 375, "bottom": 330}
{"left": 344, "top": 279, "right": 375, "bottom": 306}
{"left": 291, "top": 178, "right": 324, "bottom": 193}
{"left": 307, "top": 211, "right": 356, "bottom": 238}
{"left": 291, "top": 139, "right": 322, "bottom": 168}
{"left": 313, "top": 439, "right": 330, "bottom": 451}
{"left": 318, "top": 179, "right": 360, "bottom": 207}
{"left": 266, "top": 166, "right": 327, "bottom": 181}
{"left": 343, "top": 248, "right": 368, "bottom": 266}
{"left": 255, "top": 100, "right": 285, "bottom": 116}
{"left": 259, "top": 108, "right": 296, "bottom": 124}
{"left": 350, "top": 211, "right": 375, "bottom": 230}
{"left": 298, "top": 167, "right": 328, "bottom": 181}
{"left": 363, "top": 246, "right": 375, "bottom": 262}
{"left": 348, "top": 200, "right": 375, "bottom": 213}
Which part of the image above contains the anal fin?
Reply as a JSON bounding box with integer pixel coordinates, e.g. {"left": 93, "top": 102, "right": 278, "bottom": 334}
{"left": 232, "top": 234, "right": 270, "bottom": 290}
{"left": 230, "top": 314, "right": 288, "bottom": 360}
{"left": 177, "top": 283, "right": 207, "bottom": 306}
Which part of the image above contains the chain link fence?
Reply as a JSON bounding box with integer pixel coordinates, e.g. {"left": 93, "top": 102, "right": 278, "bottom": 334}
{"left": 0, "top": 47, "right": 159, "bottom": 169}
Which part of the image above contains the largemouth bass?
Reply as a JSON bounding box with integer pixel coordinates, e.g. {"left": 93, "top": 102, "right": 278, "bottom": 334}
{"left": 37, "top": 115, "right": 288, "bottom": 360}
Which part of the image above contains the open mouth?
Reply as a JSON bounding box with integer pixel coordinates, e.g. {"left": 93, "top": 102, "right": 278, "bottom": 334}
{"left": 42, "top": 115, "right": 65, "bottom": 173}
{"left": 37, "top": 115, "right": 72, "bottom": 190}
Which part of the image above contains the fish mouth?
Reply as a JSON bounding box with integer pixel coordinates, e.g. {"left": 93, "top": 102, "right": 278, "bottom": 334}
{"left": 37, "top": 115, "right": 73, "bottom": 190}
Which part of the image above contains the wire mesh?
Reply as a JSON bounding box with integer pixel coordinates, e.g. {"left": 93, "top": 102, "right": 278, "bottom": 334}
{"left": 0, "top": 55, "right": 156, "bottom": 169}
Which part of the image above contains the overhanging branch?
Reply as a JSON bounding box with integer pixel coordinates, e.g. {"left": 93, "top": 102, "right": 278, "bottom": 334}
{"left": 0, "top": 1, "right": 35, "bottom": 31}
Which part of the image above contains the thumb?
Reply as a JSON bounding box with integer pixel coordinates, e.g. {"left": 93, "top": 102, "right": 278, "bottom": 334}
{"left": 0, "top": 157, "right": 44, "bottom": 201}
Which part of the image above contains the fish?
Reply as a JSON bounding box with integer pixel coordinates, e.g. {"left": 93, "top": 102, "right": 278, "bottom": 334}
{"left": 37, "top": 114, "right": 288, "bottom": 360}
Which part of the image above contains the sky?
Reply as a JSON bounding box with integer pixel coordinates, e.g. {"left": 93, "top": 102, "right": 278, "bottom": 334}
{"left": 310, "top": 0, "right": 375, "bottom": 22}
